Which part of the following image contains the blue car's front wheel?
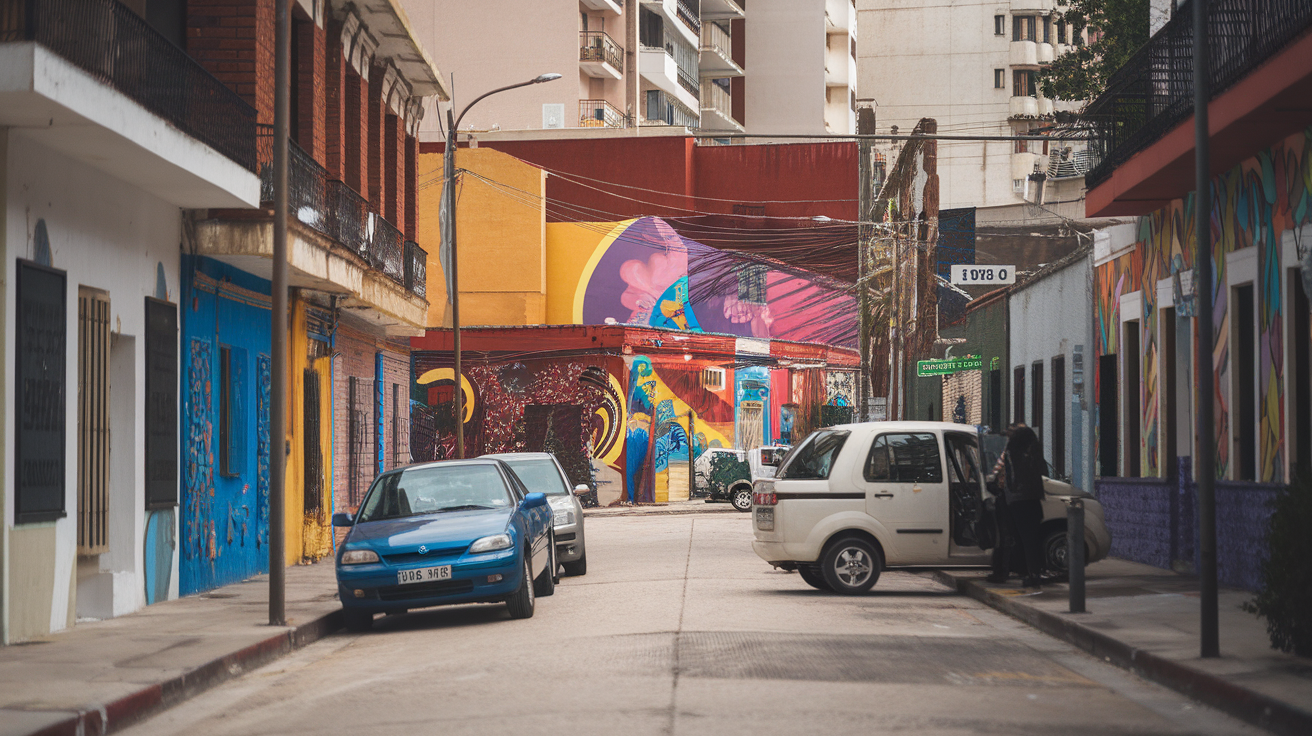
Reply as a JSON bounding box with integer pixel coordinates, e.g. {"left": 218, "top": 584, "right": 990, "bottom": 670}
{"left": 506, "top": 551, "right": 535, "bottom": 619}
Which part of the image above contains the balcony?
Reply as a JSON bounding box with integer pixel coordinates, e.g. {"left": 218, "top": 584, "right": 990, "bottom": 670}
{"left": 580, "top": 0, "right": 623, "bottom": 12}
{"left": 639, "top": 32, "right": 700, "bottom": 112}
{"left": 643, "top": 88, "right": 699, "bottom": 128}
{"left": 579, "top": 99, "right": 628, "bottom": 128}
{"left": 580, "top": 31, "right": 624, "bottom": 79}
{"left": 642, "top": 0, "right": 699, "bottom": 47}
{"left": 676, "top": 0, "right": 701, "bottom": 35}
{"left": 1009, "top": 95, "right": 1038, "bottom": 117}
{"left": 1009, "top": 40, "right": 1038, "bottom": 67}
{"left": 698, "top": 80, "right": 741, "bottom": 132}
{"left": 0, "top": 0, "right": 258, "bottom": 207}
{"left": 1037, "top": 41, "right": 1054, "bottom": 63}
{"left": 1084, "top": 0, "right": 1312, "bottom": 207}
{"left": 700, "top": 0, "right": 743, "bottom": 20}
{"left": 699, "top": 22, "right": 742, "bottom": 76}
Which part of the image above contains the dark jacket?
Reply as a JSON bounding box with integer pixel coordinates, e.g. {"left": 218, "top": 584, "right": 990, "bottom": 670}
{"left": 1003, "top": 427, "right": 1045, "bottom": 504}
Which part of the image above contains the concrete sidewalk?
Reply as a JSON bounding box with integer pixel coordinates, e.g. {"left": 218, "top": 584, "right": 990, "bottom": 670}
{"left": 583, "top": 498, "right": 743, "bottom": 517}
{"left": 934, "top": 559, "right": 1312, "bottom": 736}
{"left": 0, "top": 561, "right": 343, "bottom": 736}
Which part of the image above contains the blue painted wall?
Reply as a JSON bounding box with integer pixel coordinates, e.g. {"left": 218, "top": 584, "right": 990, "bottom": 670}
{"left": 179, "top": 255, "right": 273, "bottom": 596}
{"left": 734, "top": 366, "right": 771, "bottom": 447}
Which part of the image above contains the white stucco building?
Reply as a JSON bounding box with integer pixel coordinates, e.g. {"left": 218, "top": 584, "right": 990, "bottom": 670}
{"left": 1, "top": 5, "right": 259, "bottom": 642}
{"left": 856, "top": 0, "right": 1090, "bottom": 211}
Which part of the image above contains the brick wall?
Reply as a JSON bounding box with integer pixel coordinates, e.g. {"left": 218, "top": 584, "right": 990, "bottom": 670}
{"left": 187, "top": 0, "right": 274, "bottom": 123}
{"left": 405, "top": 134, "right": 418, "bottom": 239}
{"left": 294, "top": 14, "right": 327, "bottom": 165}
{"left": 324, "top": 18, "right": 346, "bottom": 181}
{"left": 385, "top": 113, "right": 400, "bottom": 224}
{"left": 344, "top": 68, "right": 367, "bottom": 193}
{"left": 331, "top": 324, "right": 411, "bottom": 513}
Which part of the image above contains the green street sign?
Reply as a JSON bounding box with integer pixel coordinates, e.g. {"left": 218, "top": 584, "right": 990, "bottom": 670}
{"left": 917, "top": 354, "right": 983, "bottom": 377}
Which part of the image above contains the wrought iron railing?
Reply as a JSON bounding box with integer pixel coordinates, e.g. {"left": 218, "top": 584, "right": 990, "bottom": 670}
{"left": 579, "top": 99, "right": 627, "bottom": 128}
{"left": 1, "top": 0, "right": 257, "bottom": 171}
{"left": 405, "top": 241, "right": 427, "bottom": 298}
{"left": 1083, "top": 0, "right": 1312, "bottom": 187}
{"left": 676, "top": 0, "right": 701, "bottom": 34}
{"left": 255, "top": 127, "right": 424, "bottom": 298}
{"left": 643, "top": 89, "right": 700, "bottom": 128}
{"left": 579, "top": 30, "right": 623, "bottom": 71}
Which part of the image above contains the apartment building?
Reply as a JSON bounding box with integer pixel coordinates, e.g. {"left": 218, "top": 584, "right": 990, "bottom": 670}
{"left": 856, "top": 0, "right": 1087, "bottom": 210}
{"left": 744, "top": 0, "right": 857, "bottom": 135}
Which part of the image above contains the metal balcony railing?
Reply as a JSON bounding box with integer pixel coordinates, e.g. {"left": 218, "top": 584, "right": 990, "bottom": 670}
{"left": 580, "top": 30, "right": 624, "bottom": 72}
{"left": 644, "top": 89, "right": 699, "bottom": 128}
{"left": 676, "top": 0, "right": 701, "bottom": 34}
{"left": 700, "top": 20, "right": 731, "bottom": 58}
{"left": 699, "top": 80, "right": 731, "bottom": 118}
{"left": 579, "top": 99, "right": 628, "bottom": 128}
{"left": 405, "top": 241, "right": 427, "bottom": 299}
{"left": 1083, "top": 0, "right": 1312, "bottom": 187}
{"left": 255, "top": 126, "right": 424, "bottom": 298}
{"left": 0, "top": 0, "right": 258, "bottom": 171}
{"left": 1047, "top": 146, "right": 1098, "bottom": 179}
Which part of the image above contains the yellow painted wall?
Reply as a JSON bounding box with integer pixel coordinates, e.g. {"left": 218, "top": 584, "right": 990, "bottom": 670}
{"left": 416, "top": 148, "right": 547, "bottom": 328}
{"left": 543, "top": 221, "right": 630, "bottom": 325}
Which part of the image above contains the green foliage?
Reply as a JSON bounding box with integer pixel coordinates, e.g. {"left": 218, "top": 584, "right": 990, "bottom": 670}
{"left": 1242, "top": 473, "right": 1312, "bottom": 656}
{"left": 1037, "top": 0, "right": 1150, "bottom": 103}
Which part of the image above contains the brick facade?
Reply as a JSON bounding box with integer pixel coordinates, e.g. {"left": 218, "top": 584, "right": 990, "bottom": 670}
{"left": 293, "top": 13, "right": 327, "bottom": 164}
{"left": 324, "top": 18, "right": 346, "bottom": 181}
{"left": 367, "top": 68, "right": 387, "bottom": 211}
{"left": 332, "top": 324, "right": 412, "bottom": 514}
{"left": 405, "top": 134, "right": 418, "bottom": 239}
{"left": 187, "top": 0, "right": 275, "bottom": 124}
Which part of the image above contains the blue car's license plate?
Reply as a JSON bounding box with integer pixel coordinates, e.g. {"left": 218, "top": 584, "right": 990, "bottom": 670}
{"left": 397, "top": 565, "right": 452, "bottom": 585}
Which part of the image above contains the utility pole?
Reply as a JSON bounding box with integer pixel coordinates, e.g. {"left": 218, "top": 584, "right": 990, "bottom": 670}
{"left": 1193, "top": 0, "right": 1219, "bottom": 659}
{"left": 269, "top": 0, "right": 289, "bottom": 627}
{"left": 857, "top": 108, "right": 876, "bottom": 422}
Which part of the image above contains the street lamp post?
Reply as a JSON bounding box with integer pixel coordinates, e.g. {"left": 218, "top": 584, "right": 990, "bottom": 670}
{"left": 443, "top": 73, "right": 561, "bottom": 458}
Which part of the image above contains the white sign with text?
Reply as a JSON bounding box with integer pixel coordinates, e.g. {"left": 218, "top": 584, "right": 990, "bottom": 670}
{"left": 951, "top": 264, "right": 1016, "bottom": 285}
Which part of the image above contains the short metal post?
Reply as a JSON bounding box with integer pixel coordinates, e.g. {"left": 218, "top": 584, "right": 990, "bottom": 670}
{"left": 1068, "top": 498, "right": 1086, "bottom": 613}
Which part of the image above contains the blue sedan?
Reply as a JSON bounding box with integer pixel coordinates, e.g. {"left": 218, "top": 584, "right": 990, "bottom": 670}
{"left": 332, "top": 458, "right": 556, "bottom": 631}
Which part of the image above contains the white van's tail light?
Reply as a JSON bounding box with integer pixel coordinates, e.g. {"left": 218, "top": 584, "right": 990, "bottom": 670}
{"left": 754, "top": 491, "right": 777, "bottom": 507}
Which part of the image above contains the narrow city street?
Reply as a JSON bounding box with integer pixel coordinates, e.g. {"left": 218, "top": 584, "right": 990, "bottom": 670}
{"left": 122, "top": 514, "right": 1260, "bottom": 736}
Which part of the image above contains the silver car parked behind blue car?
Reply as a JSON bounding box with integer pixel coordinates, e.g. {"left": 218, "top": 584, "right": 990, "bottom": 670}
{"left": 483, "top": 452, "right": 589, "bottom": 576}
{"left": 332, "top": 458, "right": 556, "bottom": 631}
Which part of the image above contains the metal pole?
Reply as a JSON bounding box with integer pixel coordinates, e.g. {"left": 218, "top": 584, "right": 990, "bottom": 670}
{"left": 269, "top": 0, "right": 289, "bottom": 627}
{"left": 446, "top": 109, "right": 464, "bottom": 460}
{"left": 687, "top": 411, "right": 695, "bottom": 500}
{"left": 857, "top": 138, "right": 873, "bottom": 422}
{"left": 1194, "top": 0, "right": 1219, "bottom": 658}
{"left": 1068, "top": 498, "right": 1086, "bottom": 613}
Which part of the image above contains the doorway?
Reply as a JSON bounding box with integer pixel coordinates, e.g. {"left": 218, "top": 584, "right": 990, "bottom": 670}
{"left": 1124, "top": 321, "right": 1141, "bottom": 477}
{"left": 1233, "top": 284, "right": 1256, "bottom": 480}
{"left": 1292, "top": 269, "right": 1311, "bottom": 478}
{"left": 1099, "top": 354, "right": 1118, "bottom": 477}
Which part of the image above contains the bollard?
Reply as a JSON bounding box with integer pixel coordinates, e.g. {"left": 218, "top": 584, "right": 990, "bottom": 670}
{"left": 1068, "top": 497, "right": 1086, "bottom": 613}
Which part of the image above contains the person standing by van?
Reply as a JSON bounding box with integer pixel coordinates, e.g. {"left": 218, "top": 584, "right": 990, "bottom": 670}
{"left": 986, "top": 425, "right": 1024, "bottom": 583}
{"left": 1003, "top": 425, "right": 1046, "bottom": 589}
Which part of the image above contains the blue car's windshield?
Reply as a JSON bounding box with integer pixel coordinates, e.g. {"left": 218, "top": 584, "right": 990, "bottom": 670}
{"left": 502, "top": 459, "right": 569, "bottom": 495}
{"left": 357, "top": 464, "right": 512, "bottom": 522}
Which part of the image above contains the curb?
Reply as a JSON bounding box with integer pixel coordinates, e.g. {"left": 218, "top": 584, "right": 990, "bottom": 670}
{"left": 584, "top": 504, "right": 743, "bottom": 518}
{"left": 932, "top": 571, "right": 1312, "bottom": 736}
{"left": 25, "top": 608, "right": 344, "bottom": 736}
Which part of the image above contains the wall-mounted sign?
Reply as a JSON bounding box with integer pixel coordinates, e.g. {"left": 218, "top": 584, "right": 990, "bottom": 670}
{"left": 950, "top": 265, "right": 1016, "bottom": 286}
{"left": 917, "top": 354, "right": 983, "bottom": 377}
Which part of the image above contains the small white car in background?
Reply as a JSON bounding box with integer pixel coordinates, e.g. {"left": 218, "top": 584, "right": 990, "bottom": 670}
{"left": 751, "top": 422, "right": 1111, "bottom": 594}
{"left": 695, "top": 445, "right": 790, "bottom": 511}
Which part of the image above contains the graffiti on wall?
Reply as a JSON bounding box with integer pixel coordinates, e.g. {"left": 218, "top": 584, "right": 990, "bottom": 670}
{"left": 1094, "top": 127, "right": 1312, "bottom": 482}
{"left": 578, "top": 218, "right": 860, "bottom": 347}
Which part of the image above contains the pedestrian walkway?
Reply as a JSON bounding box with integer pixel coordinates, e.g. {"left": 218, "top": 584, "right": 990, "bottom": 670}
{"left": 0, "top": 562, "right": 342, "bottom": 736}
{"left": 583, "top": 498, "right": 741, "bottom": 517}
{"left": 935, "top": 558, "right": 1312, "bottom": 736}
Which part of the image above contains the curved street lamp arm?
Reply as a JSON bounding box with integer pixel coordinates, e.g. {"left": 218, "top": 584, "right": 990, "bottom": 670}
{"left": 453, "top": 79, "right": 539, "bottom": 132}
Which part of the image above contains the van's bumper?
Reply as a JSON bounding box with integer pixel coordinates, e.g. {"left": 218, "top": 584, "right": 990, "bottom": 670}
{"left": 753, "top": 539, "right": 819, "bottom": 565}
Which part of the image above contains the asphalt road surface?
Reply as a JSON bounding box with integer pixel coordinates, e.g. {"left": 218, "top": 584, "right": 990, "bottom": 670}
{"left": 124, "top": 514, "right": 1263, "bottom": 736}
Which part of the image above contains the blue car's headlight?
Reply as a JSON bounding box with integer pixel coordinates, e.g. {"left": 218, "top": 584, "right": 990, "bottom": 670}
{"left": 469, "top": 533, "right": 513, "bottom": 554}
{"left": 339, "top": 549, "right": 379, "bottom": 565}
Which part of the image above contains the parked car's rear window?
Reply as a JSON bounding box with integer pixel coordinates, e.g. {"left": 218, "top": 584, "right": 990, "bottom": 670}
{"left": 865, "top": 433, "right": 943, "bottom": 483}
{"left": 357, "top": 464, "right": 512, "bottom": 522}
{"left": 778, "top": 430, "right": 850, "bottom": 480}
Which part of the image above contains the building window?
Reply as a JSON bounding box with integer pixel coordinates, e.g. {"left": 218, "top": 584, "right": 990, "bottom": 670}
{"left": 219, "top": 345, "right": 248, "bottom": 477}
{"left": 1123, "top": 320, "right": 1141, "bottom": 477}
{"left": 1013, "top": 69, "right": 1036, "bottom": 97}
{"left": 994, "top": 14, "right": 1005, "bottom": 35}
{"left": 78, "top": 287, "right": 111, "bottom": 555}
{"left": 1013, "top": 15, "right": 1036, "bottom": 42}
{"left": 1043, "top": 16, "right": 1052, "bottom": 43}
{"left": 1013, "top": 366, "right": 1025, "bottom": 425}
{"left": 1233, "top": 284, "right": 1257, "bottom": 479}
{"left": 1031, "top": 361, "right": 1044, "bottom": 450}
{"left": 1056, "top": 20, "right": 1067, "bottom": 45}
{"left": 994, "top": 69, "right": 1005, "bottom": 88}
{"left": 701, "top": 367, "right": 726, "bottom": 390}
{"left": 303, "top": 368, "right": 323, "bottom": 514}
{"left": 737, "top": 263, "right": 768, "bottom": 304}
{"left": 1052, "top": 355, "right": 1066, "bottom": 478}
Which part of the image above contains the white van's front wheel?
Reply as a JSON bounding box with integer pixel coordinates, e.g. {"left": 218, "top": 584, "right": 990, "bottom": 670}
{"left": 820, "top": 536, "right": 882, "bottom": 594}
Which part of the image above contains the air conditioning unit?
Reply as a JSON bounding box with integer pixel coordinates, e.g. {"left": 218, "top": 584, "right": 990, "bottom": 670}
{"left": 701, "top": 367, "right": 726, "bottom": 390}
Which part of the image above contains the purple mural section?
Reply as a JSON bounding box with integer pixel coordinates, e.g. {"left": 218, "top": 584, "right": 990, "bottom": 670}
{"left": 582, "top": 217, "right": 859, "bottom": 347}
{"left": 1096, "top": 458, "right": 1280, "bottom": 591}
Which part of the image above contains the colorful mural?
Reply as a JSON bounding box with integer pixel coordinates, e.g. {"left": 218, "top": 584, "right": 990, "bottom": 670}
{"left": 576, "top": 217, "right": 860, "bottom": 347}
{"left": 1094, "top": 126, "right": 1312, "bottom": 482}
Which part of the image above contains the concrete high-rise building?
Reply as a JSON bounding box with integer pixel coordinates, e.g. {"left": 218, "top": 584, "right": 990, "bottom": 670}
{"left": 856, "top": 0, "right": 1089, "bottom": 213}
{"left": 402, "top": 0, "right": 852, "bottom": 137}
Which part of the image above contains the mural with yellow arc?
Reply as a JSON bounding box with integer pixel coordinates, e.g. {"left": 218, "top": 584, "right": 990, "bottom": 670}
{"left": 416, "top": 368, "right": 476, "bottom": 423}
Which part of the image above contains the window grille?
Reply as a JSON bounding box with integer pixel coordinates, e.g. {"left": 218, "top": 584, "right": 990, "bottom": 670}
{"left": 77, "top": 288, "right": 110, "bottom": 555}
{"left": 736, "top": 263, "right": 768, "bottom": 305}
{"left": 348, "top": 376, "right": 373, "bottom": 506}
{"left": 701, "top": 367, "right": 726, "bottom": 390}
{"left": 303, "top": 368, "right": 323, "bottom": 514}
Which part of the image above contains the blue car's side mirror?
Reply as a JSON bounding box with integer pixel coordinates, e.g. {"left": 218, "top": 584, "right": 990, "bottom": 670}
{"left": 332, "top": 512, "right": 355, "bottom": 527}
{"left": 523, "top": 492, "right": 548, "bottom": 509}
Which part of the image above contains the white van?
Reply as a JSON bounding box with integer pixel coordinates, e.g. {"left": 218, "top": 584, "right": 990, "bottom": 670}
{"left": 751, "top": 422, "right": 1111, "bottom": 594}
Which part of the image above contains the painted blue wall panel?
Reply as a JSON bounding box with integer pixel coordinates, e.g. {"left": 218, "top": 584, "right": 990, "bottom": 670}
{"left": 179, "top": 255, "right": 273, "bottom": 596}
